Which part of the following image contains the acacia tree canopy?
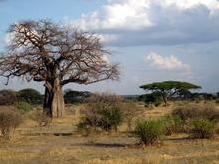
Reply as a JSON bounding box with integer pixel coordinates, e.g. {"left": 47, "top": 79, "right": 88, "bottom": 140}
{"left": 140, "top": 81, "right": 201, "bottom": 105}
{"left": 0, "top": 19, "right": 119, "bottom": 117}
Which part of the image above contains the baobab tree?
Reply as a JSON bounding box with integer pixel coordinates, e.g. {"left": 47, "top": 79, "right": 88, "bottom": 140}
{"left": 0, "top": 20, "right": 119, "bottom": 118}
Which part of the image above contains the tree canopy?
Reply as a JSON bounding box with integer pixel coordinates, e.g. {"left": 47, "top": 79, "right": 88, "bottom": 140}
{"left": 140, "top": 81, "right": 201, "bottom": 105}
{"left": 0, "top": 19, "right": 119, "bottom": 117}
{"left": 17, "top": 88, "right": 43, "bottom": 104}
{"left": 64, "top": 89, "right": 91, "bottom": 104}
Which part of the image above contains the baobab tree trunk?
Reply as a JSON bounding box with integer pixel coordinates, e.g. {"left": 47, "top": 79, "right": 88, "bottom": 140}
{"left": 43, "top": 78, "right": 65, "bottom": 118}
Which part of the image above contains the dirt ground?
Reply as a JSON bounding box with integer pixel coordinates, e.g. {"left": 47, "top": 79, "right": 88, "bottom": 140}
{"left": 0, "top": 103, "right": 218, "bottom": 164}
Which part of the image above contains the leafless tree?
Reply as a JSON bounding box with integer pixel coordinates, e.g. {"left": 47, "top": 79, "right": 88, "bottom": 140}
{"left": 0, "top": 20, "right": 119, "bottom": 118}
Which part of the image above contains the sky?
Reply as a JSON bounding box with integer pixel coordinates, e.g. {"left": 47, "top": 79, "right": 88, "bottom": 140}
{"left": 0, "top": 0, "right": 219, "bottom": 95}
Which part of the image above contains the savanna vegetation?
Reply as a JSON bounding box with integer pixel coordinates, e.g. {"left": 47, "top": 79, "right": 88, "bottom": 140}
{"left": 0, "top": 88, "right": 218, "bottom": 163}
{"left": 0, "top": 20, "right": 218, "bottom": 164}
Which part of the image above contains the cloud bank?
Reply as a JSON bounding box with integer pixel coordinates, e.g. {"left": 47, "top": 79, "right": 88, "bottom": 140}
{"left": 145, "top": 52, "right": 190, "bottom": 72}
{"left": 71, "top": 0, "right": 219, "bottom": 46}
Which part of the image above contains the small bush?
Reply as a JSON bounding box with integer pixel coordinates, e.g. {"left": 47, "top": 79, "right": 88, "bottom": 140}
{"left": 172, "top": 104, "right": 219, "bottom": 122}
{"left": 0, "top": 110, "right": 22, "bottom": 139}
{"left": 79, "top": 93, "right": 123, "bottom": 132}
{"left": 15, "top": 101, "right": 33, "bottom": 113}
{"left": 77, "top": 122, "right": 92, "bottom": 136}
{"left": 0, "top": 90, "right": 17, "bottom": 105}
{"left": 190, "top": 119, "right": 216, "bottom": 139}
{"left": 101, "top": 107, "right": 123, "bottom": 131}
{"left": 31, "top": 109, "right": 52, "bottom": 127}
{"left": 162, "top": 115, "right": 183, "bottom": 135}
{"left": 134, "top": 119, "right": 164, "bottom": 145}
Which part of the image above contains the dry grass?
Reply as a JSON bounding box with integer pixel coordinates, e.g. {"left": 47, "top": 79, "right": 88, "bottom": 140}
{"left": 0, "top": 101, "right": 218, "bottom": 163}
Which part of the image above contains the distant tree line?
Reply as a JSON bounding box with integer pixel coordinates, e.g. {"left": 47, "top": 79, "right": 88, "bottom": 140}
{"left": 64, "top": 89, "right": 92, "bottom": 104}
{"left": 139, "top": 81, "right": 219, "bottom": 107}
{"left": 0, "top": 88, "right": 92, "bottom": 106}
{"left": 0, "top": 81, "right": 218, "bottom": 107}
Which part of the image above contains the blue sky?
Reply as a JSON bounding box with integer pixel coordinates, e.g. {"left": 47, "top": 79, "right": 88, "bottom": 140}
{"left": 0, "top": 0, "right": 219, "bottom": 95}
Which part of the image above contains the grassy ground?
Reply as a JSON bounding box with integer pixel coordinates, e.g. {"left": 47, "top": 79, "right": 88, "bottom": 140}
{"left": 0, "top": 102, "right": 218, "bottom": 164}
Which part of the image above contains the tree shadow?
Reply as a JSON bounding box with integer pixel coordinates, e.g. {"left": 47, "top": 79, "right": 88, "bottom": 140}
{"left": 82, "top": 142, "right": 130, "bottom": 148}
{"left": 165, "top": 136, "right": 190, "bottom": 142}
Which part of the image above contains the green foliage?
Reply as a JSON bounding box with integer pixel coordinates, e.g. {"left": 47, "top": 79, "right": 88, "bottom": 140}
{"left": 162, "top": 115, "right": 183, "bottom": 135}
{"left": 77, "top": 122, "right": 91, "bottom": 136}
{"left": 191, "top": 92, "right": 216, "bottom": 101}
{"left": 0, "top": 110, "right": 22, "bottom": 139}
{"left": 191, "top": 119, "right": 216, "bottom": 139}
{"left": 0, "top": 89, "right": 17, "bottom": 105}
{"left": 172, "top": 104, "right": 219, "bottom": 122}
{"left": 140, "top": 81, "right": 201, "bottom": 105}
{"left": 15, "top": 101, "right": 33, "bottom": 114}
{"left": 79, "top": 93, "right": 123, "bottom": 132}
{"left": 134, "top": 119, "right": 165, "bottom": 145}
{"left": 64, "top": 89, "right": 91, "bottom": 104}
{"left": 140, "top": 81, "right": 201, "bottom": 91}
{"left": 17, "top": 88, "right": 43, "bottom": 105}
{"left": 30, "top": 109, "right": 52, "bottom": 127}
{"left": 139, "top": 92, "right": 163, "bottom": 107}
{"left": 101, "top": 107, "right": 123, "bottom": 131}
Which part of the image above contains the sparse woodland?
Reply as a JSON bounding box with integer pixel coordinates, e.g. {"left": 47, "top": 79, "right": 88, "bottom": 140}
{"left": 0, "top": 20, "right": 218, "bottom": 164}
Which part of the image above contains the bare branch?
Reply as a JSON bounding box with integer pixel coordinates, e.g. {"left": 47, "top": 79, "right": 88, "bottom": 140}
{"left": 0, "top": 19, "right": 119, "bottom": 88}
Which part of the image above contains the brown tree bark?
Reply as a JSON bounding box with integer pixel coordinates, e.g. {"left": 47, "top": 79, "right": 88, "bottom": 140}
{"left": 43, "top": 79, "right": 64, "bottom": 118}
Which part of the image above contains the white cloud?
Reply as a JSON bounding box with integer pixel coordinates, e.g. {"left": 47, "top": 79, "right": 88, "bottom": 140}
{"left": 98, "top": 34, "right": 118, "bottom": 44}
{"left": 145, "top": 52, "right": 190, "bottom": 72}
{"left": 70, "top": 0, "right": 219, "bottom": 46}
{"left": 73, "top": 0, "right": 153, "bottom": 30}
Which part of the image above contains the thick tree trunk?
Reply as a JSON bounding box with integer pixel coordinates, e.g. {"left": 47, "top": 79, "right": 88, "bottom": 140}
{"left": 43, "top": 78, "right": 65, "bottom": 118}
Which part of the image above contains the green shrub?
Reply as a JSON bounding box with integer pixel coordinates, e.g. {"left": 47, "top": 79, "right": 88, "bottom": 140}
{"left": 134, "top": 119, "right": 165, "bottom": 145}
{"left": 0, "top": 110, "right": 22, "bottom": 139}
{"left": 162, "top": 115, "right": 183, "bottom": 135}
{"left": 15, "top": 101, "right": 33, "bottom": 113}
{"left": 77, "top": 122, "right": 92, "bottom": 136}
{"left": 190, "top": 119, "right": 216, "bottom": 139}
{"left": 139, "top": 92, "right": 163, "bottom": 107}
{"left": 30, "top": 109, "right": 51, "bottom": 127}
{"left": 172, "top": 104, "right": 219, "bottom": 122}
{"left": 101, "top": 107, "right": 123, "bottom": 131}
{"left": 79, "top": 93, "right": 123, "bottom": 132}
{"left": 17, "top": 88, "right": 43, "bottom": 105}
{"left": 0, "top": 90, "right": 17, "bottom": 105}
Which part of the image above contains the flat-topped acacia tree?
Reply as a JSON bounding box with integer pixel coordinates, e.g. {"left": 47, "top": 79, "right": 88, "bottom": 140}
{"left": 140, "top": 81, "right": 201, "bottom": 106}
{"left": 0, "top": 20, "right": 119, "bottom": 118}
